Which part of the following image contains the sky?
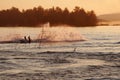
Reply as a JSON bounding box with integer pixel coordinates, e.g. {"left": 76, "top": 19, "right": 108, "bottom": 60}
{"left": 0, "top": 0, "right": 120, "bottom": 15}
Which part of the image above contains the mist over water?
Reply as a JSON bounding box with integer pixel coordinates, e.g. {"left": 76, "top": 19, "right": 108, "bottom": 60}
{"left": 0, "top": 26, "right": 120, "bottom": 53}
{"left": 37, "top": 26, "right": 86, "bottom": 42}
{"left": 0, "top": 26, "right": 86, "bottom": 43}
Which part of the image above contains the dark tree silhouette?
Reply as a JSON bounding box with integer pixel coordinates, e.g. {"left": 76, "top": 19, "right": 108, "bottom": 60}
{"left": 0, "top": 6, "right": 98, "bottom": 27}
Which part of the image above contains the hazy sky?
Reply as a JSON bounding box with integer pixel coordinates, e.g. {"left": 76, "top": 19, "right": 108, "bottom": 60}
{"left": 0, "top": 0, "right": 120, "bottom": 15}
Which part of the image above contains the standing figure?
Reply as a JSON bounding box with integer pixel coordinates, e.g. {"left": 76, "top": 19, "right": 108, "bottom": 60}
{"left": 24, "top": 36, "right": 27, "bottom": 42}
{"left": 28, "top": 36, "right": 31, "bottom": 43}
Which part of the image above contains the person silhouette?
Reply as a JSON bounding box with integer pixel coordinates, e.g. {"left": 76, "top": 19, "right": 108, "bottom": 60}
{"left": 28, "top": 36, "right": 31, "bottom": 43}
{"left": 24, "top": 36, "right": 27, "bottom": 42}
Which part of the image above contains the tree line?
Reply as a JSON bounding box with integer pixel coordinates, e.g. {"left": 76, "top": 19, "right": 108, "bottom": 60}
{"left": 0, "top": 6, "right": 98, "bottom": 27}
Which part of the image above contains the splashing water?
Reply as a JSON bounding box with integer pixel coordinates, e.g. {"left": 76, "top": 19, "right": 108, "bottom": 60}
{"left": 0, "top": 34, "right": 22, "bottom": 42}
{"left": 37, "top": 26, "right": 86, "bottom": 42}
{"left": 0, "top": 26, "right": 86, "bottom": 43}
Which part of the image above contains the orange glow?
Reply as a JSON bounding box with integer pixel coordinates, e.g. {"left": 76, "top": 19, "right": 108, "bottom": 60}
{"left": 0, "top": 0, "right": 120, "bottom": 15}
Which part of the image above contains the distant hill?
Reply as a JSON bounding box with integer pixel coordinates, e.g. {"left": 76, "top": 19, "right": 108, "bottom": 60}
{"left": 98, "top": 13, "right": 120, "bottom": 21}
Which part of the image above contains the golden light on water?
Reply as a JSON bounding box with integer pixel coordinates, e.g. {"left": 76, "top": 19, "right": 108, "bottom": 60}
{"left": 0, "top": 26, "right": 86, "bottom": 42}
{"left": 37, "top": 26, "right": 86, "bottom": 42}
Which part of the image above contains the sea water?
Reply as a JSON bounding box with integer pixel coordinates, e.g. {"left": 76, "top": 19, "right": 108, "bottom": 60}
{"left": 0, "top": 26, "right": 120, "bottom": 53}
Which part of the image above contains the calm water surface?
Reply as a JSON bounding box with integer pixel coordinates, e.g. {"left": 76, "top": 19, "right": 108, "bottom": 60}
{"left": 0, "top": 26, "right": 120, "bottom": 53}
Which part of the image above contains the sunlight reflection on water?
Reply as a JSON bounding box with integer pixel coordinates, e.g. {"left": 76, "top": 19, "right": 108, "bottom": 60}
{"left": 0, "top": 26, "right": 120, "bottom": 53}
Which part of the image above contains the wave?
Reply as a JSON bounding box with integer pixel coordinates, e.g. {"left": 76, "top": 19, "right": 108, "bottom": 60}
{"left": 0, "top": 38, "right": 85, "bottom": 44}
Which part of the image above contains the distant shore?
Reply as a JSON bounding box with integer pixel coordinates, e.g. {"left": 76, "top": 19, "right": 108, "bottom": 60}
{"left": 0, "top": 6, "right": 97, "bottom": 27}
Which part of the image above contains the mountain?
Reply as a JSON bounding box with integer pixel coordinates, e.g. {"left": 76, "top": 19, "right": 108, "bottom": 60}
{"left": 98, "top": 13, "right": 120, "bottom": 21}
